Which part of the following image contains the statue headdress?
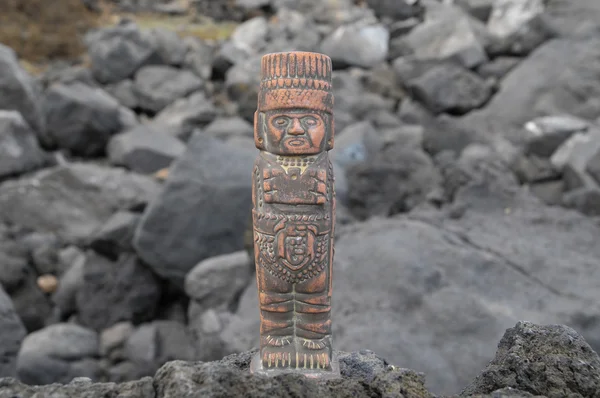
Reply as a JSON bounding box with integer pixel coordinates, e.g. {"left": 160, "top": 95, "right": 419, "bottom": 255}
{"left": 257, "top": 52, "right": 333, "bottom": 114}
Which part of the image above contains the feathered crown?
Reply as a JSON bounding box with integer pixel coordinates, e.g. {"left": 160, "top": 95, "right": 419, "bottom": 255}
{"left": 258, "top": 52, "right": 334, "bottom": 114}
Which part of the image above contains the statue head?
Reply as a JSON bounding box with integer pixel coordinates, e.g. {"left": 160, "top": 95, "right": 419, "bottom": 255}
{"left": 255, "top": 52, "right": 334, "bottom": 155}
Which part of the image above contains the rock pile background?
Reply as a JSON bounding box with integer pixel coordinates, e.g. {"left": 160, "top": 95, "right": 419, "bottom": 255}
{"left": 0, "top": 0, "right": 600, "bottom": 395}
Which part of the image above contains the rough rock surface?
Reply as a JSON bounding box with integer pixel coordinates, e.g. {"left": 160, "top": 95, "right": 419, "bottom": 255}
{"left": 2, "top": 322, "right": 599, "bottom": 397}
{"left": 0, "top": 377, "right": 155, "bottom": 398}
{"left": 462, "top": 321, "right": 600, "bottom": 397}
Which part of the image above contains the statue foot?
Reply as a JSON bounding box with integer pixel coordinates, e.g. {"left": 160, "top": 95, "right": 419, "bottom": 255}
{"left": 250, "top": 343, "right": 340, "bottom": 379}
{"left": 260, "top": 338, "right": 332, "bottom": 370}
{"left": 261, "top": 345, "right": 294, "bottom": 369}
{"left": 295, "top": 349, "right": 331, "bottom": 370}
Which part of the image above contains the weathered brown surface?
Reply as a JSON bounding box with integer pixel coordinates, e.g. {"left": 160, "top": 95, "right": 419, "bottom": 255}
{"left": 250, "top": 52, "right": 338, "bottom": 376}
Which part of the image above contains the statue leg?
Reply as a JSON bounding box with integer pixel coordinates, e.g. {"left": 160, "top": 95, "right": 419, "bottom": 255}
{"left": 294, "top": 269, "right": 332, "bottom": 370}
{"left": 254, "top": 258, "right": 335, "bottom": 371}
{"left": 255, "top": 263, "right": 296, "bottom": 368}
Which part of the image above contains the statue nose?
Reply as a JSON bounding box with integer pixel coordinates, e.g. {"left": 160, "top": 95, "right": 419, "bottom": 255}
{"left": 288, "top": 118, "right": 305, "bottom": 135}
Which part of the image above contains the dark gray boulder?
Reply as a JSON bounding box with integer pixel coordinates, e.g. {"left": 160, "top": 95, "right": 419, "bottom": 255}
{"left": 0, "top": 163, "right": 161, "bottom": 243}
{"left": 346, "top": 141, "right": 442, "bottom": 219}
{"left": 462, "top": 36, "right": 600, "bottom": 134}
{"left": 85, "top": 22, "right": 162, "bottom": 84}
{"left": 107, "top": 123, "right": 186, "bottom": 174}
{"left": 184, "top": 251, "right": 253, "bottom": 314}
{"left": 7, "top": 273, "right": 53, "bottom": 333}
{"left": 455, "top": 0, "right": 494, "bottom": 22}
{"left": 365, "top": 0, "right": 423, "bottom": 20}
{"left": 183, "top": 36, "right": 215, "bottom": 80}
{"left": 16, "top": 323, "right": 100, "bottom": 385}
{"left": 523, "top": 114, "right": 590, "bottom": 158}
{"left": 133, "top": 66, "right": 203, "bottom": 114}
{"left": 123, "top": 320, "right": 196, "bottom": 380}
{"left": 320, "top": 23, "right": 390, "bottom": 68}
{"left": 75, "top": 252, "right": 162, "bottom": 331}
{"left": 202, "top": 116, "right": 254, "bottom": 140}
{"left": 147, "top": 28, "right": 188, "bottom": 67}
{"left": 406, "top": 63, "right": 494, "bottom": 115}
{"left": 51, "top": 250, "right": 86, "bottom": 320}
{"left": 44, "top": 82, "right": 123, "bottom": 156}
{"left": 0, "top": 44, "right": 46, "bottom": 142}
{"left": 401, "top": 3, "right": 489, "bottom": 69}
{"left": 133, "top": 134, "right": 255, "bottom": 288}
{"left": 462, "top": 321, "right": 600, "bottom": 397}
{"left": 153, "top": 91, "right": 218, "bottom": 141}
{"left": 562, "top": 187, "right": 600, "bottom": 217}
{"left": 0, "top": 111, "right": 48, "bottom": 179}
{"left": 0, "top": 284, "right": 26, "bottom": 378}
{"left": 476, "top": 56, "right": 521, "bottom": 80}
{"left": 105, "top": 79, "right": 139, "bottom": 109}
{"left": 550, "top": 128, "right": 600, "bottom": 191}
{"left": 89, "top": 211, "right": 141, "bottom": 260}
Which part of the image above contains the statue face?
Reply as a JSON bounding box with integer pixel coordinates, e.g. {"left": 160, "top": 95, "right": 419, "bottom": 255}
{"left": 258, "top": 110, "right": 330, "bottom": 155}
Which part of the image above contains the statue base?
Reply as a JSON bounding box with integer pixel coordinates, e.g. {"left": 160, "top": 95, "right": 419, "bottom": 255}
{"left": 249, "top": 351, "right": 341, "bottom": 380}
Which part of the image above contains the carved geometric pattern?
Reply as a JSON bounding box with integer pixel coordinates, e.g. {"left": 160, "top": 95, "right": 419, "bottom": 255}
{"left": 276, "top": 155, "right": 317, "bottom": 174}
{"left": 253, "top": 210, "right": 331, "bottom": 222}
{"left": 255, "top": 230, "right": 329, "bottom": 284}
{"left": 255, "top": 165, "right": 264, "bottom": 209}
{"left": 260, "top": 52, "right": 332, "bottom": 91}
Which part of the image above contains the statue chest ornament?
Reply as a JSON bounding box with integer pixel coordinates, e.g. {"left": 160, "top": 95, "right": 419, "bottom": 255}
{"left": 260, "top": 153, "right": 327, "bottom": 206}
{"left": 255, "top": 219, "right": 329, "bottom": 284}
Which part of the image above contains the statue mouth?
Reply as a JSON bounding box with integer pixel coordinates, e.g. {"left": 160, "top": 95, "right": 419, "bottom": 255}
{"left": 286, "top": 138, "right": 308, "bottom": 146}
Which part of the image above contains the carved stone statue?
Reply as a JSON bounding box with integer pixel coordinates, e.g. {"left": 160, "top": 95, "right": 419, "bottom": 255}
{"left": 250, "top": 52, "right": 339, "bottom": 378}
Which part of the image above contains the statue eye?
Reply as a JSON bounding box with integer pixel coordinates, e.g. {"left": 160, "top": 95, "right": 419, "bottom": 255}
{"left": 273, "top": 117, "right": 289, "bottom": 127}
{"left": 302, "top": 117, "right": 318, "bottom": 126}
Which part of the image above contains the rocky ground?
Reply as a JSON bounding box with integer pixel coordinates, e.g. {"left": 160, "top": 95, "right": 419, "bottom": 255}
{"left": 1, "top": 322, "right": 600, "bottom": 397}
{"left": 1, "top": 0, "right": 600, "bottom": 395}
